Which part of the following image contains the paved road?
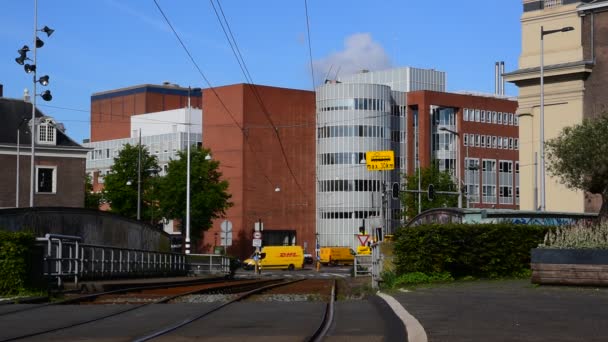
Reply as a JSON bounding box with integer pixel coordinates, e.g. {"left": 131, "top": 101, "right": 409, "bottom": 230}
{"left": 392, "top": 279, "right": 608, "bottom": 342}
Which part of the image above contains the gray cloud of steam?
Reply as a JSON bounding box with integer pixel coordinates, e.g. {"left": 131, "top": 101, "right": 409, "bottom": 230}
{"left": 312, "top": 33, "right": 392, "bottom": 83}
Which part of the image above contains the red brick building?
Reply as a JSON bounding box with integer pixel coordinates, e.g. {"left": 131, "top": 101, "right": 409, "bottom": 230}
{"left": 200, "top": 84, "right": 316, "bottom": 258}
{"left": 407, "top": 91, "right": 519, "bottom": 209}
{"left": 90, "top": 84, "right": 202, "bottom": 142}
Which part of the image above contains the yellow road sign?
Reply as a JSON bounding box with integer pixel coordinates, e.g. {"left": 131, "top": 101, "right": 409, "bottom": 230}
{"left": 366, "top": 150, "right": 395, "bottom": 171}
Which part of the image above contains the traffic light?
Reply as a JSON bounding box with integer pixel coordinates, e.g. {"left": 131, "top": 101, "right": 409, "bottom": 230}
{"left": 392, "top": 182, "right": 400, "bottom": 199}
{"left": 359, "top": 226, "right": 365, "bottom": 235}
{"left": 428, "top": 184, "right": 435, "bottom": 201}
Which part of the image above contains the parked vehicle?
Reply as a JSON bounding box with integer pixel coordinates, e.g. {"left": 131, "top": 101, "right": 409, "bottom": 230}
{"left": 319, "top": 247, "right": 356, "bottom": 266}
{"left": 242, "top": 246, "right": 304, "bottom": 271}
{"left": 304, "top": 253, "right": 314, "bottom": 264}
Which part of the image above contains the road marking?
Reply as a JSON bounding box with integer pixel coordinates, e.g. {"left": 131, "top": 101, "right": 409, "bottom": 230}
{"left": 377, "top": 291, "right": 427, "bottom": 342}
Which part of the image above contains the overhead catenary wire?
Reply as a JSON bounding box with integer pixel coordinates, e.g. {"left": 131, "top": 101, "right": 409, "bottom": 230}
{"left": 153, "top": 0, "right": 278, "bottom": 189}
{"left": 208, "top": 0, "right": 306, "bottom": 195}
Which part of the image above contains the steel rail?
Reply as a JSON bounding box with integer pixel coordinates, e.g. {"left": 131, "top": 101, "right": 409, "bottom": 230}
{"left": 0, "top": 278, "right": 280, "bottom": 342}
{"left": 307, "top": 279, "right": 336, "bottom": 342}
{"left": 132, "top": 279, "right": 306, "bottom": 342}
{"left": 0, "top": 277, "right": 227, "bottom": 317}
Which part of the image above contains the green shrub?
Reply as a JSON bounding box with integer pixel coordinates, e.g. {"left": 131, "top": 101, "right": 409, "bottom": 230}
{"left": 381, "top": 270, "right": 454, "bottom": 288}
{"left": 0, "top": 230, "right": 37, "bottom": 295}
{"left": 539, "top": 221, "right": 608, "bottom": 249}
{"left": 393, "top": 223, "right": 551, "bottom": 279}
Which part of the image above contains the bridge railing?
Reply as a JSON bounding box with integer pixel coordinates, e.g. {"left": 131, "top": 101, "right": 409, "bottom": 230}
{"left": 186, "top": 254, "right": 231, "bottom": 275}
{"left": 36, "top": 234, "right": 190, "bottom": 289}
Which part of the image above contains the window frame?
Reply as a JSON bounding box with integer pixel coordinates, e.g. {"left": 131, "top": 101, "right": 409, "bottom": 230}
{"left": 36, "top": 165, "right": 57, "bottom": 194}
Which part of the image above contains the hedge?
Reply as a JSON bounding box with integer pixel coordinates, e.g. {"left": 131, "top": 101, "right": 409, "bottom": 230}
{"left": 0, "top": 230, "right": 37, "bottom": 295}
{"left": 393, "top": 223, "right": 552, "bottom": 278}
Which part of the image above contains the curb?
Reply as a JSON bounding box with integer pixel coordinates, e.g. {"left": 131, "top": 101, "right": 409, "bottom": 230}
{"left": 377, "top": 291, "right": 428, "bottom": 342}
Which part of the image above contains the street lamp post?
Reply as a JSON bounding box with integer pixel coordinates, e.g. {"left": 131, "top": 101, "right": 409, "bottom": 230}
{"left": 14, "top": 1, "right": 54, "bottom": 207}
{"left": 539, "top": 25, "right": 574, "bottom": 211}
{"left": 439, "top": 127, "right": 462, "bottom": 209}
{"left": 185, "top": 87, "right": 201, "bottom": 255}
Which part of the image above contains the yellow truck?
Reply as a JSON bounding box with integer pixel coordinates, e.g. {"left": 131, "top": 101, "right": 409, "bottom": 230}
{"left": 243, "top": 246, "right": 304, "bottom": 271}
{"left": 319, "top": 247, "right": 356, "bottom": 266}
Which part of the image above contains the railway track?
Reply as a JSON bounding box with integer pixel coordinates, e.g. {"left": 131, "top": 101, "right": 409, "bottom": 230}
{"left": 133, "top": 278, "right": 336, "bottom": 342}
{"left": 0, "top": 278, "right": 283, "bottom": 342}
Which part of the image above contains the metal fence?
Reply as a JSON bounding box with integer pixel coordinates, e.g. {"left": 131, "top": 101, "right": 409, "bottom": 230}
{"left": 354, "top": 255, "right": 372, "bottom": 278}
{"left": 186, "top": 254, "right": 231, "bottom": 275}
{"left": 36, "top": 234, "right": 232, "bottom": 289}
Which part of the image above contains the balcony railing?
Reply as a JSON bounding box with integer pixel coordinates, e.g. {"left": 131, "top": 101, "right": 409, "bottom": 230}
{"left": 544, "top": 0, "right": 562, "bottom": 9}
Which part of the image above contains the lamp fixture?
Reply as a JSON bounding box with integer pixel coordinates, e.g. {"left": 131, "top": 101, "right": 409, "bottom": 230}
{"left": 24, "top": 64, "right": 36, "bottom": 73}
{"left": 40, "top": 25, "right": 54, "bottom": 37}
{"left": 40, "top": 90, "right": 52, "bottom": 101}
{"left": 37, "top": 75, "right": 49, "bottom": 86}
{"left": 35, "top": 37, "right": 44, "bottom": 48}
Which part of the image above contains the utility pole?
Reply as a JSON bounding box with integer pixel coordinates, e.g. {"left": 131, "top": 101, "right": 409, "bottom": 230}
{"left": 137, "top": 128, "right": 141, "bottom": 221}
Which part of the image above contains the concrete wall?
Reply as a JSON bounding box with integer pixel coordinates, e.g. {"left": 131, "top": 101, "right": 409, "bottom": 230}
{"left": 0, "top": 207, "right": 171, "bottom": 252}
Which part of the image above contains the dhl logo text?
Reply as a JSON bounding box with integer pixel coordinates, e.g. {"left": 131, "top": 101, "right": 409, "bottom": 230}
{"left": 279, "top": 253, "right": 297, "bottom": 257}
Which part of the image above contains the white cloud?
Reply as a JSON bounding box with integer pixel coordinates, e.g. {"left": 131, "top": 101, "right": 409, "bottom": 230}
{"left": 312, "top": 33, "right": 392, "bottom": 83}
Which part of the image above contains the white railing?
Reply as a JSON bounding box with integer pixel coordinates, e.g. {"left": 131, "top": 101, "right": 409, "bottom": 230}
{"left": 544, "top": 0, "right": 562, "bottom": 9}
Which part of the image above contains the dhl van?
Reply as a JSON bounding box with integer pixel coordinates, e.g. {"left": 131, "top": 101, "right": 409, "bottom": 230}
{"left": 243, "top": 246, "right": 304, "bottom": 271}
{"left": 319, "top": 247, "right": 355, "bottom": 266}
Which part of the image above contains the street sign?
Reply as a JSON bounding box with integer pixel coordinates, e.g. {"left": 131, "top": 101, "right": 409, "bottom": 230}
{"left": 252, "top": 238, "right": 262, "bottom": 247}
{"left": 254, "top": 221, "right": 264, "bottom": 232}
{"left": 253, "top": 231, "right": 262, "bottom": 239}
{"left": 220, "top": 234, "right": 232, "bottom": 246}
{"left": 357, "top": 234, "right": 370, "bottom": 246}
{"left": 221, "top": 220, "right": 232, "bottom": 233}
{"left": 366, "top": 150, "right": 395, "bottom": 171}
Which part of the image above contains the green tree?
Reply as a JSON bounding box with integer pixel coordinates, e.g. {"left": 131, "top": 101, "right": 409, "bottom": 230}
{"left": 84, "top": 174, "right": 102, "bottom": 209}
{"left": 546, "top": 113, "right": 608, "bottom": 218}
{"left": 103, "top": 143, "right": 159, "bottom": 220}
{"left": 401, "top": 163, "right": 459, "bottom": 220}
{"left": 157, "top": 147, "right": 232, "bottom": 245}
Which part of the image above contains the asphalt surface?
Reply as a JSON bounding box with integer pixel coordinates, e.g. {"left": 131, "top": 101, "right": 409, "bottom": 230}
{"left": 392, "top": 279, "right": 608, "bottom": 342}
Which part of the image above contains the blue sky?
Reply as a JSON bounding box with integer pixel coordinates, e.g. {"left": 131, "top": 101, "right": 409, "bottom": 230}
{"left": 1, "top": 0, "right": 522, "bottom": 143}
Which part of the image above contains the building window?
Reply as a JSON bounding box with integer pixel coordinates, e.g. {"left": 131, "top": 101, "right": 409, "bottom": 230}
{"left": 516, "top": 162, "right": 520, "bottom": 205}
{"left": 492, "top": 111, "right": 497, "bottom": 124}
{"left": 481, "top": 135, "right": 486, "bottom": 148}
{"left": 481, "top": 110, "right": 486, "bottom": 123}
{"left": 514, "top": 114, "right": 519, "bottom": 126}
{"left": 463, "top": 134, "right": 468, "bottom": 146}
{"left": 509, "top": 138, "right": 514, "bottom": 150}
{"left": 475, "top": 109, "right": 480, "bottom": 122}
{"left": 498, "top": 112, "right": 502, "bottom": 124}
{"left": 499, "top": 160, "right": 514, "bottom": 205}
{"left": 37, "top": 121, "right": 56, "bottom": 145}
{"left": 465, "top": 158, "right": 480, "bottom": 203}
{"left": 514, "top": 138, "right": 519, "bottom": 150}
{"left": 482, "top": 159, "right": 497, "bottom": 204}
{"left": 464, "top": 109, "right": 469, "bottom": 121}
{"left": 36, "top": 166, "right": 56, "bottom": 193}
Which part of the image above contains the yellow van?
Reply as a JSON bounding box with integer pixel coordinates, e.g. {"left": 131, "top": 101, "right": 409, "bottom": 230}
{"left": 319, "top": 247, "right": 356, "bottom": 266}
{"left": 243, "top": 246, "right": 304, "bottom": 271}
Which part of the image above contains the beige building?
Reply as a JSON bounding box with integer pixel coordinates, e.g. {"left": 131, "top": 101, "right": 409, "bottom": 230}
{"left": 505, "top": 0, "right": 608, "bottom": 213}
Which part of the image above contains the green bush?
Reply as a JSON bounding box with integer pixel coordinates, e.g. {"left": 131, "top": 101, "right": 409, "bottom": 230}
{"left": 393, "top": 223, "right": 551, "bottom": 278}
{"left": 0, "top": 230, "right": 37, "bottom": 295}
{"left": 382, "top": 271, "right": 453, "bottom": 288}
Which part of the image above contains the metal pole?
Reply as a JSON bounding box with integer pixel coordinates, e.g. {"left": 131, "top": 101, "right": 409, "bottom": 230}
{"left": 16, "top": 129, "right": 20, "bottom": 207}
{"left": 137, "top": 128, "right": 141, "bottom": 220}
{"left": 456, "top": 132, "right": 462, "bottom": 208}
{"left": 417, "top": 124, "right": 421, "bottom": 215}
{"left": 185, "top": 87, "right": 192, "bottom": 254}
{"left": 534, "top": 152, "right": 539, "bottom": 211}
{"left": 30, "top": 0, "right": 38, "bottom": 207}
{"left": 540, "top": 26, "right": 546, "bottom": 211}
{"left": 466, "top": 145, "right": 470, "bottom": 208}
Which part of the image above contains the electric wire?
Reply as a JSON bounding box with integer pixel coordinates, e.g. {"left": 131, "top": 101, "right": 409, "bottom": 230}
{"left": 153, "top": 0, "right": 276, "bottom": 188}
{"left": 208, "top": 0, "right": 307, "bottom": 195}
